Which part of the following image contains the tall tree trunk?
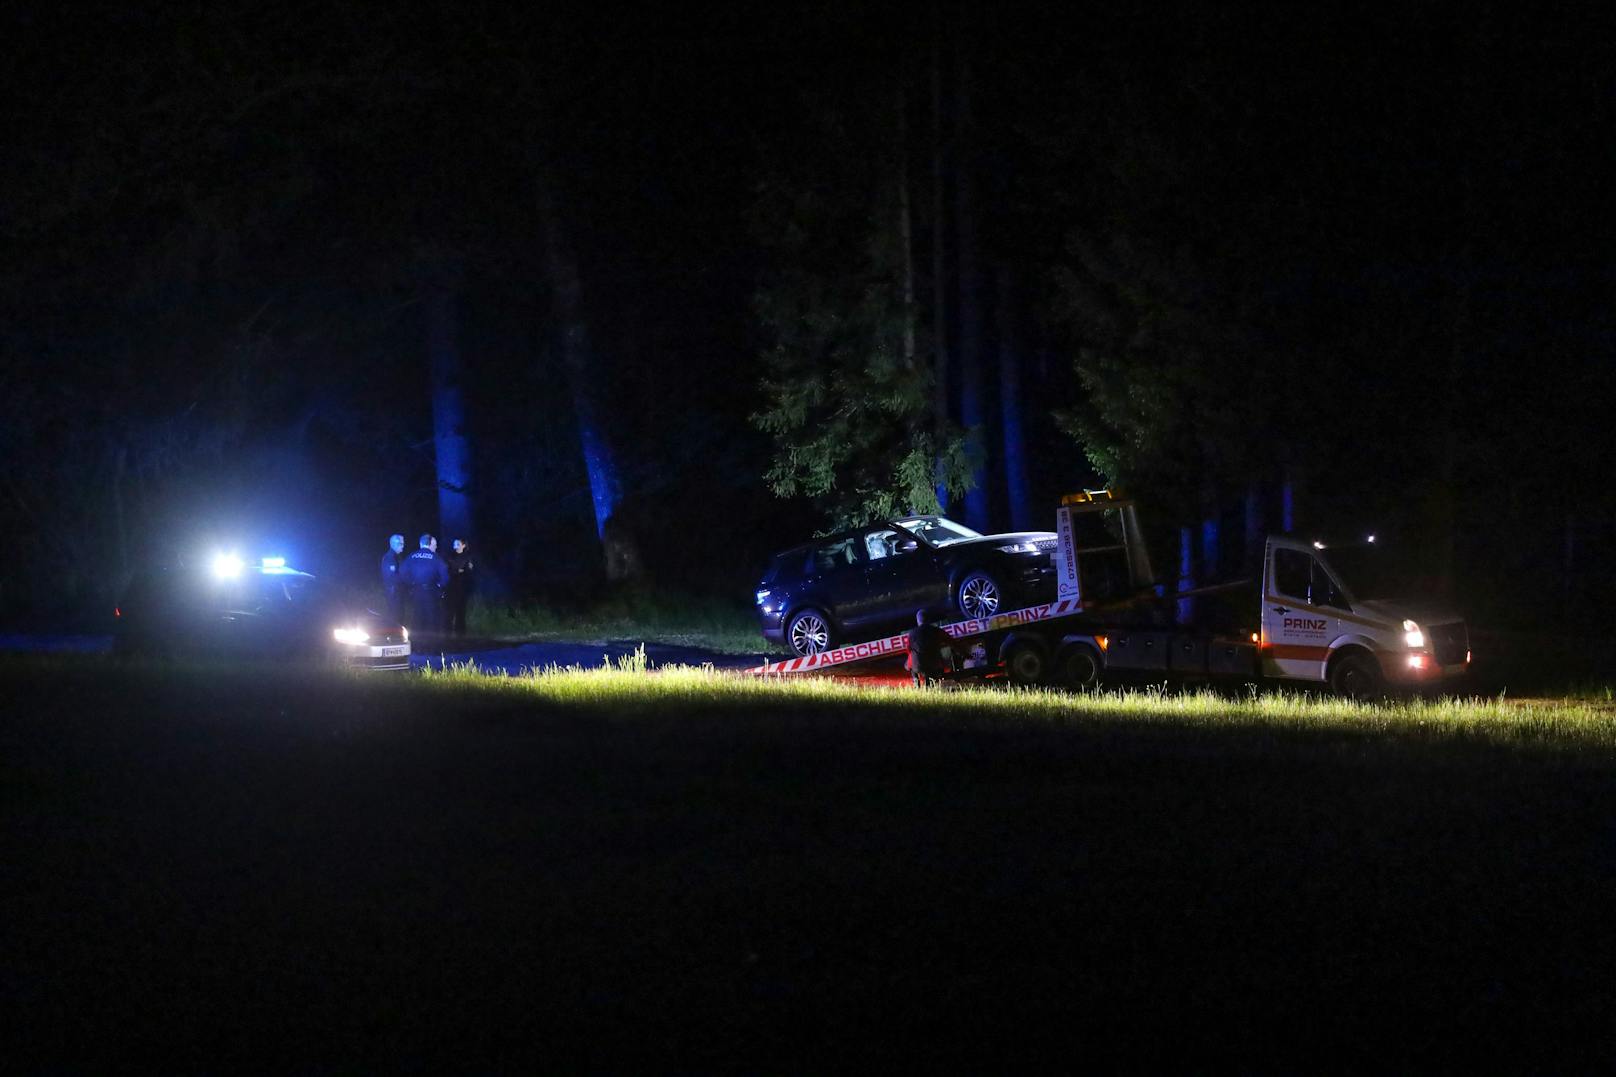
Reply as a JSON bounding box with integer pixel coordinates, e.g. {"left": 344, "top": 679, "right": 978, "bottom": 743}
{"left": 1200, "top": 504, "right": 1221, "bottom": 584}
{"left": 1436, "top": 262, "right": 1467, "bottom": 595}
{"left": 929, "top": 26, "right": 952, "bottom": 512}
{"left": 897, "top": 80, "right": 917, "bottom": 374}
{"left": 995, "top": 265, "right": 1032, "bottom": 531}
{"left": 1281, "top": 471, "right": 1299, "bottom": 533}
{"left": 1176, "top": 525, "right": 1195, "bottom": 625}
{"left": 427, "top": 267, "right": 475, "bottom": 545}
{"left": 535, "top": 178, "right": 639, "bottom": 581}
{"left": 952, "top": 5, "right": 989, "bottom": 531}
{"left": 1243, "top": 481, "right": 1263, "bottom": 577}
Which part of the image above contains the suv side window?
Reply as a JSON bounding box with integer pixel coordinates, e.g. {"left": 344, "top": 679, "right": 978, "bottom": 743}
{"left": 812, "top": 536, "right": 862, "bottom": 574}
{"left": 862, "top": 528, "right": 910, "bottom": 561}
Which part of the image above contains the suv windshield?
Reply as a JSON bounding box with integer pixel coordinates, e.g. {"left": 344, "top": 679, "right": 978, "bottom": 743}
{"left": 895, "top": 516, "right": 982, "bottom": 547}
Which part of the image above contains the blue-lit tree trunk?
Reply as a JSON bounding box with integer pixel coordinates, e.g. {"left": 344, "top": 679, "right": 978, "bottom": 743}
{"left": 930, "top": 27, "right": 953, "bottom": 514}
{"left": 996, "top": 265, "right": 1033, "bottom": 531}
{"left": 536, "top": 180, "right": 640, "bottom": 580}
{"left": 1176, "top": 525, "right": 1195, "bottom": 625}
{"left": 427, "top": 272, "right": 474, "bottom": 545}
{"left": 952, "top": 15, "right": 990, "bottom": 531}
{"left": 1243, "top": 482, "right": 1264, "bottom": 576}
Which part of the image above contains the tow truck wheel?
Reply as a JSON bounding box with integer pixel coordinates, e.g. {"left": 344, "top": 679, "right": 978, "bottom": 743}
{"left": 1057, "top": 645, "right": 1102, "bottom": 690}
{"left": 1329, "top": 652, "right": 1384, "bottom": 700}
{"left": 1002, "top": 639, "right": 1049, "bottom": 685}
{"left": 786, "top": 609, "right": 832, "bottom": 657}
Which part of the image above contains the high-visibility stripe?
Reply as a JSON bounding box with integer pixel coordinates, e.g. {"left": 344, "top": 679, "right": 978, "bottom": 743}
{"left": 749, "top": 597, "right": 1088, "bottom": 675}
{"left": 1264, "top": 643, "right": 1332, "bottom": 662}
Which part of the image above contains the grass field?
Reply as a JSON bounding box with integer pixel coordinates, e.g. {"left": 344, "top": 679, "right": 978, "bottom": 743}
{"left": 7, "top": 656, "right": 1616, "bottom": 1070}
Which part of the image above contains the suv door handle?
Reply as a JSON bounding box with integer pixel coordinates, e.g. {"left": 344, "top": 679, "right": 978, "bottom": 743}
{"left": 1272, "top": 605, "right": 1289, "bottom": 615}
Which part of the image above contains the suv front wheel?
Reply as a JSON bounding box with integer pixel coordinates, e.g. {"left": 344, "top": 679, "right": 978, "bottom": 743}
{"left": 786, "top": 608, "right": 833, "bottom": 657}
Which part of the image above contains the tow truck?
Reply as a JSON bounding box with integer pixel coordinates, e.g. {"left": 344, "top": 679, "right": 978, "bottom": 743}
{"left": 751, "top": 490, "right": 1470, "bottom": 697}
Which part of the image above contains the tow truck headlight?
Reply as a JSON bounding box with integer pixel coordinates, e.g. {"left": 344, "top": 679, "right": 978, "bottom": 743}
{"left": 1402, "top": 619, "right": 1424, "bottom": 649}
{"left": 333, "top": 627, "right": 370, "bottom": 645}
{"left": 997, "top": 542, "right": 1040, "bottom": 555}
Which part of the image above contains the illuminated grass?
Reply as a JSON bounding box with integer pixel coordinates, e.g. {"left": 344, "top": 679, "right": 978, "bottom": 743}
{"left": 410, "top": 655, "right": 1616, "bottom": 756}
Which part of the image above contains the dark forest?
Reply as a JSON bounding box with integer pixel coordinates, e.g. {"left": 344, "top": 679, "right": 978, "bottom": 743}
{"left": 5, "top": 1, "right": 1613, "bottom": 633}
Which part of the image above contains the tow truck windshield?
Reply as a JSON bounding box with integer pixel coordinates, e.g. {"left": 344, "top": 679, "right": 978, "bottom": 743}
{"left": 1322, "top": 544, "right": 1431, "bottom": 602}
{"left": 895, "top": 516, "right": 982, "bottom": 547}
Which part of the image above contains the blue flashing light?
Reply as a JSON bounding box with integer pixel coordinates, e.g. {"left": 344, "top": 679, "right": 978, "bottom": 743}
{"left": 261, "top": 556, "right": 286, "bottom": 568}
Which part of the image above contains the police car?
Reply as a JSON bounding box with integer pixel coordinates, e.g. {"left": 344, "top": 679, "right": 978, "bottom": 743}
{"left": 114, "top": 554, "right": 412, "bottom": 670}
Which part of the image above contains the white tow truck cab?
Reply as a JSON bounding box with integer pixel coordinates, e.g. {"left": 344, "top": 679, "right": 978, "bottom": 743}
{"left": 1258, "top": 536, "right": 1470, "bottom": 694}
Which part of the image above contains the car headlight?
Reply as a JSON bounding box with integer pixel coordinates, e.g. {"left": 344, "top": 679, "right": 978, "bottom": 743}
{"left": 1402, "top": 619, "right": 1424, "bottom": 649}
{"left": 333, "top": 627, "right": 370, "bottom": 645}
{"left": 996, "top": 542, "right": 1040, "bottom": 555}
{"left": 210, "top": 552, "right": 244, "bottom": 579}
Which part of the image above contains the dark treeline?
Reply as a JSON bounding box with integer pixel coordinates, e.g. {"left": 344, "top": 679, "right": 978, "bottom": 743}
{"left": 3, "top": 2, "right": 1613, "bottom": 631}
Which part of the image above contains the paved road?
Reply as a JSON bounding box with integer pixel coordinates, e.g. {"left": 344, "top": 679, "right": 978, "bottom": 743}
{"left": 408, "top": 637, "right": 767, "bottom": 674}
{"left": 0, "top": 632, "right": 772, "bottom": 674}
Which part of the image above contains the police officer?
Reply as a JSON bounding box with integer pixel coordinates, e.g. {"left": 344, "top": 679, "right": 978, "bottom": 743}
{"left": 380, "top": 534, "right": 406, "bottom": 625}
{"left": 905, "top": 608, "right": 957, "bottom": 688}
{"left": 444, "top": 538, "right": 474, "bottom": 637}
{"left": 400, "top": 533, "right": 449, "bottom": 634}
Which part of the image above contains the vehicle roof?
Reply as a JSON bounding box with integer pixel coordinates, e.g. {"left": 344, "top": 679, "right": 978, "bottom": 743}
{"left": 770, "top": 516, "right": 959, "bottom": 558}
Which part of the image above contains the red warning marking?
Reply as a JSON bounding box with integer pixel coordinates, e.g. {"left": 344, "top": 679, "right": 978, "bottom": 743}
{"left": 749, "top": 598, "right": 1086, "bottom": 675}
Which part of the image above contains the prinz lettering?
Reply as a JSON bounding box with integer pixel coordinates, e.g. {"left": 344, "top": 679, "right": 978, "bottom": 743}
{"left": 1284, "top": 617, "right": 1327, "bottom": 631}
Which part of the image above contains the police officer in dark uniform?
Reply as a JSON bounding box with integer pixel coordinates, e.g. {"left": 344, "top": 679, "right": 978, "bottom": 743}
{"left": 400, "top": 533, "right": 449, "bottom": 635}
{"left": 380, "top": 533, "right": 406, "bottom": 625}
{"left": 905, "top": 608, "right": 957, "bottom": 688}
{"left": 444, "top": 538, "right": 474, "bottom": 637}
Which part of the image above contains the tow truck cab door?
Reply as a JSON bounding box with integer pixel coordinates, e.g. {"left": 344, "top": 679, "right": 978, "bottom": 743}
{"left": 1261, "top": 538, "right": 1351, "bottom": 681}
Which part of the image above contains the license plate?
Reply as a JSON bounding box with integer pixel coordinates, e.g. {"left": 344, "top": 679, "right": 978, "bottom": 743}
{"left": 380, "top": 646, "right": 408, "bottom": 656}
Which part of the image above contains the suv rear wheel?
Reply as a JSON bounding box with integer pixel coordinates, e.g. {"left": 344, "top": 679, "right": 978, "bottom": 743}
{"left": 956, "top": 571, "right": 1003, "bottom": 619}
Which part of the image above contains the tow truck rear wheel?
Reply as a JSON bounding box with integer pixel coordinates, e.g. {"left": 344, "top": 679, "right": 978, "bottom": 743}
{"left": 1056, "top": 644, "right": 1102, "bottom": 691}
{"left": 1002, "top": 639, "right": 1050, "bottom": 686}
{"left": 1328, "top": 652, "right": 1384, "bottom": 700}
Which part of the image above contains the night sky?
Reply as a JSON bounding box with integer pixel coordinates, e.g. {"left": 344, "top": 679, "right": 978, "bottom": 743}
{"left": 4, "top": 2, "right": 1614, "bottom": 629}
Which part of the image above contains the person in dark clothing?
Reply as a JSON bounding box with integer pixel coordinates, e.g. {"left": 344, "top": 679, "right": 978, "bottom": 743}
{"left": 905, "top": 609, "right": 957, "bottom": 687}
{"left": 380, "top": 533, "right": 406, "bottom": 625}
{"left": 400, "top": 533, "right": 449, "bottom": 634}
{"left": 444, "top": 538, "right": 474, "bottom": 637}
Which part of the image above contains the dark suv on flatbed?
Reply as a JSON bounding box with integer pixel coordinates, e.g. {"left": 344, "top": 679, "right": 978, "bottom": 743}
{"left": 756, "top": 515, "right": 1059, "bottom": 656}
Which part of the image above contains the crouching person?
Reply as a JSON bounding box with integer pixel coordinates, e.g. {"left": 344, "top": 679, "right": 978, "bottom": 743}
{"left": 905, "top": 609, "right": 956, "bottom": 688}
